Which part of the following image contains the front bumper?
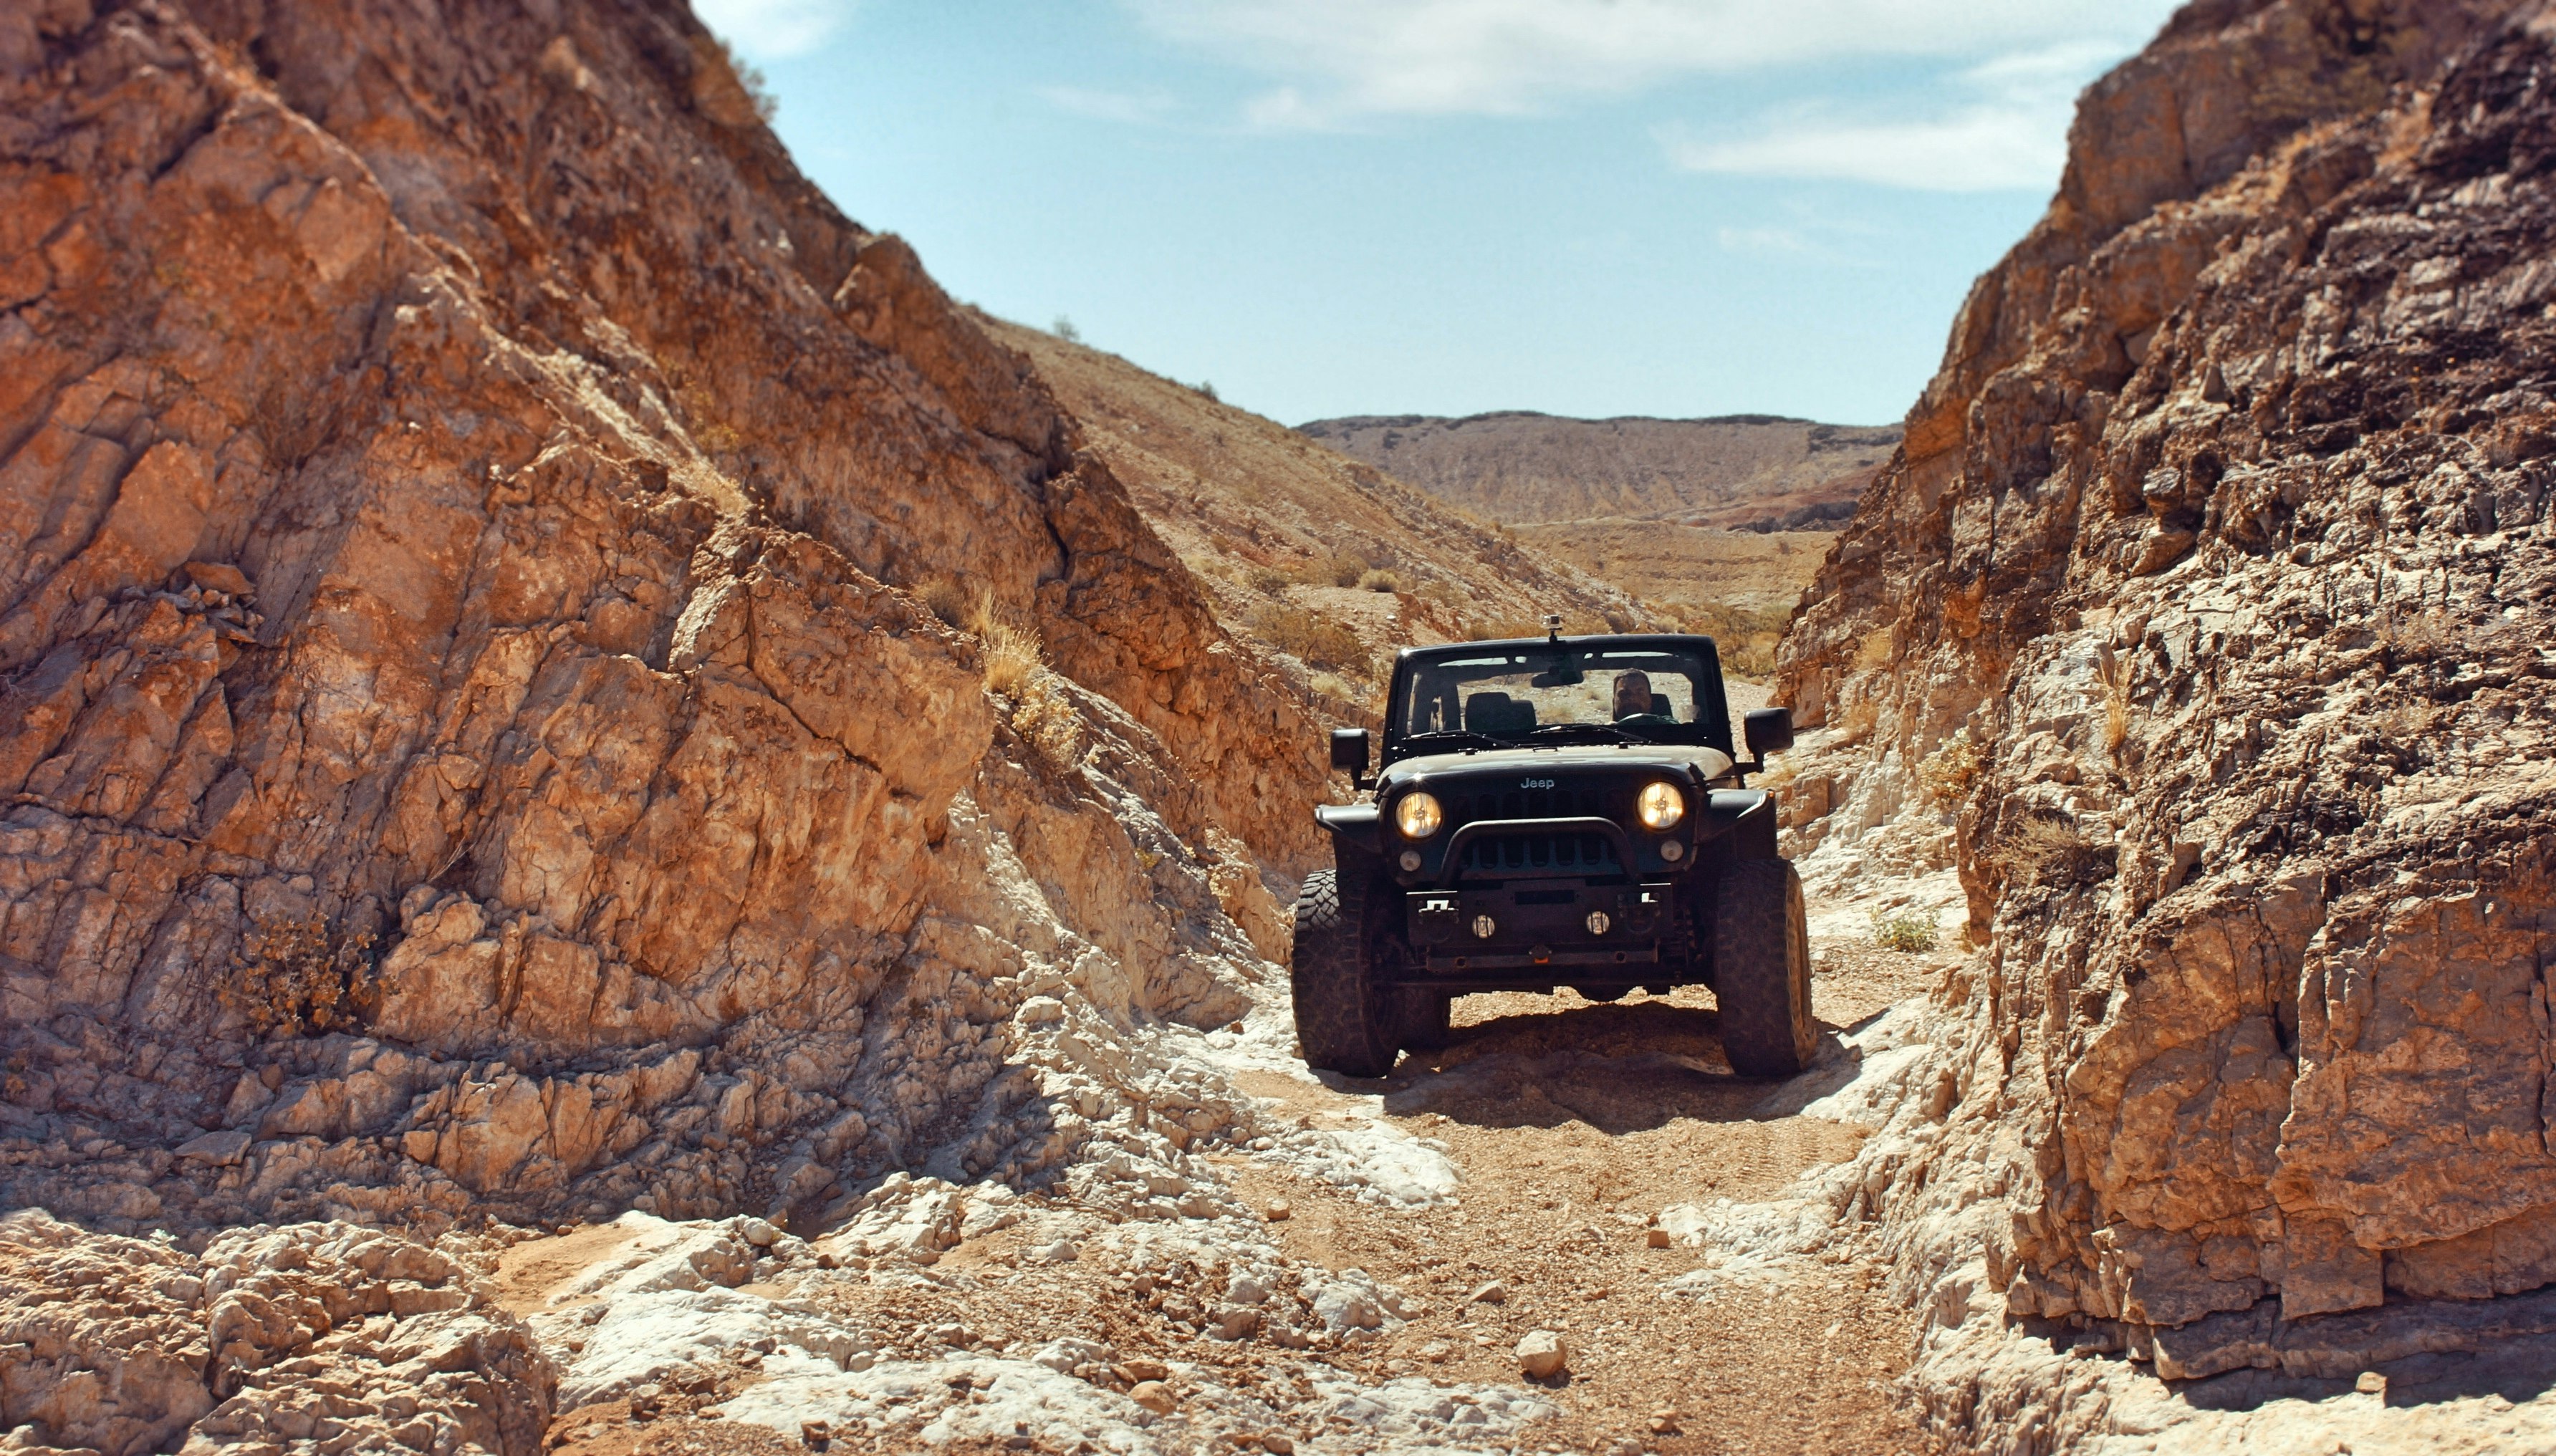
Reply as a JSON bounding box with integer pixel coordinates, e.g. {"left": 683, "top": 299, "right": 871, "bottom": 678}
{"left": 1404, "top": 881, "right": 1676, "bottom": 975}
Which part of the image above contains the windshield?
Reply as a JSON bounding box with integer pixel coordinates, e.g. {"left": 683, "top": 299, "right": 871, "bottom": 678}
{"left": 1391, "top": 642, "right": 1730, "bottom": 751}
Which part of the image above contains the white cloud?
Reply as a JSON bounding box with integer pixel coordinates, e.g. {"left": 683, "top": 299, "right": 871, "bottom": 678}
{"left": 1123, "top": 0, "right": 2167, "bottom": 128}
{"left": 1038, "top": 86, "right": 1179, "bottom": 125}
{"left": 1660, "top": 39, "right": 2118, "bottom": 192}
{"left": 694, "top": 0, "right": 857, "bottom": 60}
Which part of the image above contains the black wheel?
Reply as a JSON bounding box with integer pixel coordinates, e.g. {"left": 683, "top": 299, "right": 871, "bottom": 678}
{"left": 1290, "top": 869, "right": 1400, "bottom": 1077}
{"left": 1394, "top": 989, "right": 1453, "bottom": 1052}
{"left": 1711, "top": 858, "right": 1815, "bottom": 1078}
{"left": 1572, "top": 985, "right": 1627, "bottom": 1003}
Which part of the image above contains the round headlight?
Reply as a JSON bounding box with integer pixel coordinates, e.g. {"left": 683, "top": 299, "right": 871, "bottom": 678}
{"left": 1395, "top": 791, "right": 1444, "bottom": 840}
{"left": 1637, "top": 781, "right": 1686, "bottom": 831}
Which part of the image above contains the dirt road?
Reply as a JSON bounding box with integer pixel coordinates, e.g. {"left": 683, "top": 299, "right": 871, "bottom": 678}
{"left": 506, "top": 931, "right": 1951, "bottom": 1456}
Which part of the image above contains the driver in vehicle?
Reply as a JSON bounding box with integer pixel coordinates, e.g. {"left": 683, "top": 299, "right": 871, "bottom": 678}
{"left": 1613, "top": 670, "right": 1656, "bottom": 722}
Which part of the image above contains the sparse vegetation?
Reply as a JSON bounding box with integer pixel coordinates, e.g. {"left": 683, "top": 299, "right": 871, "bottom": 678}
{"left": 1917, "top": 728, "right": 1982, "bottom": 808}
{"left": 1307, "top": 671, "right": 1360, "bottom": 705}
{"left": 921, "top": 577, "right": 969, "bottom": 629}
{"left": 1997, "top": 813, "right": 2118, "bottom": 889}
{"left": 1246, "top": 565, "right": 1290, "bottom": 595}
{"left": 220, "top": 909, "right": 378, "bottom": 1037}
{"left": 1053, "top": 315, "right": 1081, "bottom": 342}
{"left": 1254, "top": 603, "right": 1370, "bottom": 675}
{"left": 1357, "top": 568, "right": 1400, "bottom": 593}
{"left": 1868, "top": 905, "right": 1940, "bottom": 954}
{"left": 959, "top": 587, "right": 1044, "bottom": 695}
{"left": 1197, "top": 380, "right": 1218, "bottom": 402}
{"left": 1009, "top": 675, "right": 1084, "bottom": 769}
{"left": 711, "top": 37, "right": 778, "bottom": 123}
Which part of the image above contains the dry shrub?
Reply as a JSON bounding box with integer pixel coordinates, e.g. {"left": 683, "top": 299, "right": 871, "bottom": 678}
{"left": 1009, "top": 675, "right": 1083, "bottom": 768}
{"left": 1998, "top": 813, "right": 2117, "bottom": 889}
{"left": 1255, "top": 603, "right": 1370, "bottom": 675}
{"left": 1358, "top": 568, "right": 1400, "bottom": 593}
{"left": 920, "top": 578, "right": 969, "bottom": 629}
{"left": 1247, "top": 566, "right": 1290, "bottom": 595}
{"left": 961, "top": 587, "right": 1044, "bottom": 695}
{"left": 1326, "top": 554, "right": 1368, "bottom": 589}
{"left": 1307, "top": 671, "right": 1360, "bottom": 706}
{"left": 221, "top": 909, "right": 378, "bottom": 1037}
{"left": 1868, "top": 905, "right": 1940, "bottom": 954}
{"left": 1918, "top": 728, "right": 1982, "bottom": 808}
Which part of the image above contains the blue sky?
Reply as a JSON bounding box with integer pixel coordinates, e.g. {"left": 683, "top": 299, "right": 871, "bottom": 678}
{"left": 702, "top": 1, "right": 2183, "bottom": 427}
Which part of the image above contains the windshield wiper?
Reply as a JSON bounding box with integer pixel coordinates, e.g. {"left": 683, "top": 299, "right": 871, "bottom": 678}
{"left": 1525, "top": 723, "right": 1644, "bottom": 744}
{"left": 1398, "top": 730, "right": 1502, "bottom": 750}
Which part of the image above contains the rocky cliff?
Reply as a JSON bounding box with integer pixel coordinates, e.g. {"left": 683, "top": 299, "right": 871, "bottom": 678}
{"left": 0, "top": 0, "right": 1325, "bottom": 1244}
{"left": 1774, "top": 0, "right": 2556, "bottom": 1437}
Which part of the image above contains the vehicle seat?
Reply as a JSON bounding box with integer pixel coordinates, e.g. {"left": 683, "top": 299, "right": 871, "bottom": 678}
{"left": 1651, "top": 693, "right": 1673, "bottom": 717}
{"left": 1465, "top": 691, "right": 1537, "bottom": 735}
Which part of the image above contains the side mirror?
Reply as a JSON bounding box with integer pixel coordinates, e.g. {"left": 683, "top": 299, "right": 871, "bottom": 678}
{"left": 1330, "top": 728, "right": 1371, "bottom": 776}
{"left": 1744, "top": 708, "right": 1794, "bottom": 758}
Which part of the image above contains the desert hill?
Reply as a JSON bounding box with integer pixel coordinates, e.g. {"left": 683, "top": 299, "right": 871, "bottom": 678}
{"left": 1295, "top": 411, "right": 1891, "bottom": 675}
{"left": 976, "top": 317, "right": 1642, "bottom": 704}
{"left": 1298, "top": 410, "right": 1898, "bottom": 530}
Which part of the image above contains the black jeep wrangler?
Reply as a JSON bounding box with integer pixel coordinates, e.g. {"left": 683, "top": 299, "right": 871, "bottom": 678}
{"left": 1289, "top": 630, "right": 1811, "bottom": 1079}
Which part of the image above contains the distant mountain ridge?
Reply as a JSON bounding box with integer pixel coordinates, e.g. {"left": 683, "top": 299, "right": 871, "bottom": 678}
{"left": 1297, "top": 410, "right": 1901, "bottom": 531}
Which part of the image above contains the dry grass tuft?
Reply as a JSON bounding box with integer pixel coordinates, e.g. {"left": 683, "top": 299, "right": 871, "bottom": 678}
{"left": 1997, "top": 814, "right": 2118, "bottom": 889}
{"left": 1358, "top": 568, "right": 1401, "bottom": 594}
{"left": 220, "top": 909, "right": 378, "bottom": 1037}
{"left": 959, "top": 587, "right": 1045, "bottom": 695}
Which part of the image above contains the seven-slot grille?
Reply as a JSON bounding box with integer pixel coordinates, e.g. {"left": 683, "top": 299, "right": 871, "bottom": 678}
{"left": 1458, "top": 830, "right": 1618, "bottom": 876}
{"left": 1436, "top": 784, "right": 1627, "bottom": 882}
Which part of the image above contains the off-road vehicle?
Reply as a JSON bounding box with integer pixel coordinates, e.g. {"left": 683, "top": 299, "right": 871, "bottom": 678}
{"left": 1290, "top": 625, "right": 1810, "bottom": 1079}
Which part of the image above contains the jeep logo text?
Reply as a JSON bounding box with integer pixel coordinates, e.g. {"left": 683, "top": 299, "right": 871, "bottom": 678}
{"left": 1520, "top": 778, "right": 1555, "bottom": 789}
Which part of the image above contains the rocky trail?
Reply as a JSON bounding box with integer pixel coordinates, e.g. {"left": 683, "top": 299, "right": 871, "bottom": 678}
{"left": 428, "top": 915, "right": 1952, "bottom": 1456}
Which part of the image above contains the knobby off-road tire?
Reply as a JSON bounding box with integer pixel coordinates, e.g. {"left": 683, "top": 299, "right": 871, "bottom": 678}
{"left": 1711, "top": 857, "right": 1816, "bottom": 1079}
{"left": 1394, "top": 990, "right": 1453, "bottom": 1052}
{"left": 1290, "top": 869, "right": 1401, "bottom": 1077}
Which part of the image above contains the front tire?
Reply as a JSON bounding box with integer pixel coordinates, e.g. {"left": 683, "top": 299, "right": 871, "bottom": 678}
{"left": 1290, "top": 869, "right": 1401, "bottom": 1077}
{"left": 1711, "top": 858, "right": 1816, "bottom": 1078}
{"left": 1394, "top": 989, "right": 1453, "bottom": 1052}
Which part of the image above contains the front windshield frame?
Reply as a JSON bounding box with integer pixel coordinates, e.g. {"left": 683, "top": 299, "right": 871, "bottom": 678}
{"left": 1383, "top": 635, "right": 1733, "bottom": 761}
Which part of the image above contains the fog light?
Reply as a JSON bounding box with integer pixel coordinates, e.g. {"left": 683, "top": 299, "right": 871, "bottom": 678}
{"left": 1399, "top": 849, "right": 1423, "bottom": 872}
{"left": 1585, "top": 911, "right": 1611, "bottom": 935}
{"left": 1472, "top": 915, "right": 1496, "bottom": 940}
{"left": 1660, "top": 841, "right": 1684, "bottom": 862}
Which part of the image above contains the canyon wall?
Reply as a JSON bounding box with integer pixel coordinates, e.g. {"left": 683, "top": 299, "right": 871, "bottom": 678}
{"left": 0, "top": 0, "right": 1321, "bottom": 1234}
{"left": 1777, "top": 0, "right": 2556, "bottom": 1424}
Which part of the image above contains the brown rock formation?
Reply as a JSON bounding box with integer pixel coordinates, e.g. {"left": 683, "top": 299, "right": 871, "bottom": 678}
{"left": 1774, "top": 0, "right": 2556, "bottom": 1428}
{"left": 0, "top": 0, "right": 1318, "bottom": 1233}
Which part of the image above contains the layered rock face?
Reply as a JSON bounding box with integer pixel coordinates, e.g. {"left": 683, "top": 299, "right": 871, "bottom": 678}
{"left": 1778, "top": 0, "right": 2556, "bottom": 1410}
{"left": 0, "top": 0, "right": 1317, "bottom": 1236}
